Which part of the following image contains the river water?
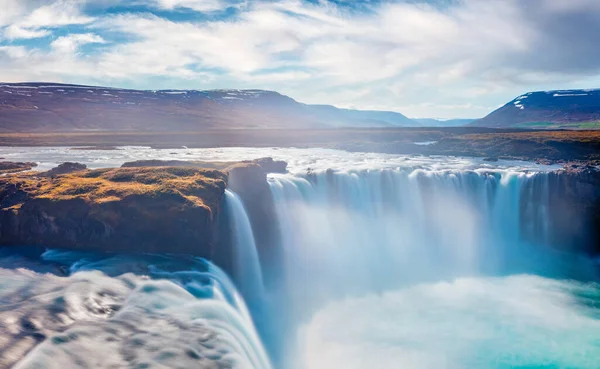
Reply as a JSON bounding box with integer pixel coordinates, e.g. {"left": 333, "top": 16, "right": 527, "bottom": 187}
{"left": 0, "top": 146, "right": 598, "bottom": 369}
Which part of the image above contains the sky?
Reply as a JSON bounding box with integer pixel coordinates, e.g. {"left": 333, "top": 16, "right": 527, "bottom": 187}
{"left": 0, "top": 0, "right": 600, "bottom": 119}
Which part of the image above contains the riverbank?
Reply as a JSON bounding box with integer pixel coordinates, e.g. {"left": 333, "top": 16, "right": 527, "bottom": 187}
{"left": 0, "top": 128, "right": 598, "bottom": 164}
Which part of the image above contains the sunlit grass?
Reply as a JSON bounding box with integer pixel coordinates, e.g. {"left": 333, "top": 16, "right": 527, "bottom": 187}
{"left": 1, "top": 167, "right": 227, "bottom": 210}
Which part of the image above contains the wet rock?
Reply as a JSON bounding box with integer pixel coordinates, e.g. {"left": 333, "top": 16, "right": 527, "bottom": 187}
{"left": 522, "top": 168, "right": 600, "bottom": 255}
{"left": 223, "top": 161, "right": 283, "bottom": 285}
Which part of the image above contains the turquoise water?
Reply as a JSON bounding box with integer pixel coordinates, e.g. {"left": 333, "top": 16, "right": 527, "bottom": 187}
{"left": 265, "top": 169, "right": 600, "bottom": 369}
{"left": 1, "top": 147, "right": 598, "bottom": 368}
{"left": 0, "top": 248, "right": 272, "bottom": 369}
{"left": 297, "top": 275, "right": 600, "bottom": 369}
{"left": 1, "top": 247, "right": 598, "bottom": 369}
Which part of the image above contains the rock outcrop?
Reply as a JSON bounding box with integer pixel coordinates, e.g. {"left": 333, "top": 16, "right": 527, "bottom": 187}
{"left": 0, "top": 167, "right": 227, "bottom": 256}
{"left": 550, "top": 168, "right": 600, "bottom": 254}
{"left": 521, "top": 167, "right": 600, "bottom": 255}
{"left": 225, "top": 159, "right": 286, "bottom": 284}
{"left": 0, "top": 161, "right": 37, "bottom": 174}
{"left": 121, "top": 157, "right": 288, "bottom": 173}
{"left": 0, "top": 158, "right": 287, "bottom": 262}
{"left": 41, "top": 162, "right": 87, "bottom": 177}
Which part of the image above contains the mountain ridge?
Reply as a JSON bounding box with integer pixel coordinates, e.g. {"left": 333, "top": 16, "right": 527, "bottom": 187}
{"left": 470, "top": 88, "right": 600, "bottom": 129}
{"left": 413, "top": 118, "right": 474, "bottom": 127}
{"left": 0, "top": 82, "right": 417, "bottom": 132}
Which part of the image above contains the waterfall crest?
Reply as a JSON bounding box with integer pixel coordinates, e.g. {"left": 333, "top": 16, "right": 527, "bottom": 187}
{"left": 265, "top": 169, "right": 564, "bottom": 307}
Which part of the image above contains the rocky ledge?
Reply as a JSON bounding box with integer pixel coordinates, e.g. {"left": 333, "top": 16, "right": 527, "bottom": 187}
{"left": 0, "top": 158, "right": 286, "bottom": 257}
{"left": 0, "top": 161, "right": 37, "bottom": 174}
{"left": 0, "top": 166, "right": 227, "bottom": 256}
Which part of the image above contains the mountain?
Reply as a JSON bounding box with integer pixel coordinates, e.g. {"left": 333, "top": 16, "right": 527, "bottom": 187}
{"left": 413, "top": 118, "right": 474, "bottom": 127}
{"left": 471, "top": 89, "right": 600, "bottom": 129}
{"left": 0, "top": 83, "right": 417, "bottom": 132}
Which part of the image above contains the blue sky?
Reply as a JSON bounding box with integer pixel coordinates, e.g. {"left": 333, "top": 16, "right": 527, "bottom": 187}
{"left": 1, "top": 0, "right": 600, "bottom": 118}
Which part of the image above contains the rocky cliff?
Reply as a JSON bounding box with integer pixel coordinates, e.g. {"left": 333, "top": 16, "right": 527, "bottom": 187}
{"left": 549, "top": 168, "right": 600, "bottom": 254}
{"left": 0, "top": 158, "right": 597, "bottom": 264}
{"left": 121, "top": 157, "right": 287, "bottom": 279}
{"left": 0, "top": 158, "right": 287, "bottom": 262}
{"left": 0, "top": 166, "right": 227, "bottom": 256}
{"left": 519, "top": 166, "right": 600, "bottom": 255}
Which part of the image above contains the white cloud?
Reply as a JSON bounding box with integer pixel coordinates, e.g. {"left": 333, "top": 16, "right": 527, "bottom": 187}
{"left": 3, "top": 25, "right": 51, "bottom": 40}
{"left": 1, "top": 0, "right": 600, "bottom": 117}
{"left": 50, "top": 33, "right": 105, "bottom": 54}
{"left": 0, "top": 45, "right": 28, "bottom": 59}
{"left": 0, "top": 0, "right": 27, "bottom": 27}
{"left": 1, "top": 0, "right": 93, "bottom": 40}
{"left": 18, "top": 1, "right": 93, "bottom": 28}
{"left": 150, "top": 0, "right": 235, "bottom": 12}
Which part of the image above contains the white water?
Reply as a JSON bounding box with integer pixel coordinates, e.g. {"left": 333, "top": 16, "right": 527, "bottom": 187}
{"left": 225, "top": 189, "right": 265, "bottom": 299}
{"left": 0, "top": 146, "right": 561, "bottom": 173}
{"left": 299, "top": 275, "right": 600, "bottom": 369}
{"left": 0, "top": 250, "right": 272, "bottom": 369}
{"left": 1, "top": 146, "right": 599, "bottom": 368}
{"left": 269, "top": 170, "right": 550, "bottom": 297}
{"left": 264, "top": 167, "right": 600, "bottom": 368}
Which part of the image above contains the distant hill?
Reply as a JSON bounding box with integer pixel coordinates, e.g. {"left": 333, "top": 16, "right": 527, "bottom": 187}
{"left": 471, "top": 89, "right": 600, "bottom": 129}
{"left": 413, "top": 118, "right": 474, "bottom": 127}
{"left": 0, "top": 83, "right": 417, "bottom": 132}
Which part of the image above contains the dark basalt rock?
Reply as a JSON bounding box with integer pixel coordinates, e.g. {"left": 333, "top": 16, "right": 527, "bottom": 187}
{"left": 521, "top": 167, "right": 600, "bottom": 255}
{"left": 251, "top": 157, "right": 287, "bottom": 173}
{"left": 225, "top": 161, "right": 284, "bottom": 286}
{"left": 41, "top": 162, "right": 87, "bottom": 177}
{"left": 0, "top": 161, "right": 37, "bottom": 174}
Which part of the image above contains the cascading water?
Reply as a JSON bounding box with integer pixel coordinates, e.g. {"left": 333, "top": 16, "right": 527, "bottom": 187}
{"left": 268, "top": 169, "right": 551, "bottom": 296}
{"left": 261, "top": 167, "right": 600, "bottom": 369}
{"left": 1, "top": 147, "right": 598, "bottom": 369}
{"left": 0, "top": 249, "right": 272, "bottom": 369}
{"left": 225, "top": 189, "right": 265, "bottom": 300}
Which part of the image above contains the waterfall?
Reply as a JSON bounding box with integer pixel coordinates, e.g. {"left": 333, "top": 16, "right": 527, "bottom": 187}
{"left": 265, "top": 169, "right": 562, "bottom": 311}
{"left": 225, "top": 189, "right": 265, "bottom": 300}
{"left": 3, "top": 249, "right": 273, "bottom": 369}
{"left": 223, "top": 166, "right": 596, "bottom": 369}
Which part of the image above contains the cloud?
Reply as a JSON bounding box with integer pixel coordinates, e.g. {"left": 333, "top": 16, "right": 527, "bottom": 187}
{"left": 1, "top": 0, "right": 93, "bottom": 40}
{"left": 18, "top": 1, "right": 94, "bottom": 28}
{"left": 50, "top": 33, "right": 106, "bottom": 53}
{"left": 149, "top": 0, "right": 234, "bottom": 12}
{"left": 3, "top": 25, "right": 52, "bottom": 40}
{"left": 0, "top": 0, "right": 600, "bottom": 118}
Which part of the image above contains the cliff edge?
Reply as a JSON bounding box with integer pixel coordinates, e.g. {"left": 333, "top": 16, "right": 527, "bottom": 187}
{"left": 0, "top": 166, "right": 227, "bottom": 256}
